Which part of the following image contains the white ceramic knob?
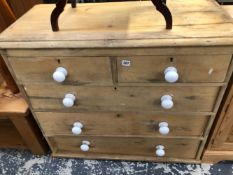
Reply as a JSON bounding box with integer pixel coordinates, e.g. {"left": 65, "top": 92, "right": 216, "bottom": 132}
{"left": 72, "top": 122, "right": 83, "bottom": 135}
{"left": 80, "top": 141, "right": 90, "bottom": 152}
{"left": 164, "top": 67, "right": 179, "bottom": 83}
{"left": 63, "top": 94, "right": 76, "bottom": 108}
{"left": 161, "top": 95, "right": 174, "bottom": 109}
{"left": 53, "top": 67, "right": 68, "bottom": 83}
{"left": 159, "top": 122, "right": 170, "bottom": 135}
{"left": 155, "top": 145, "right": 165, "bottom": 157}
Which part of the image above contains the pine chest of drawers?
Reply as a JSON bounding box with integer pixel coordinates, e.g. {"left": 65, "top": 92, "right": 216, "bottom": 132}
{"left": 1, "top": 0, "right": 233, "bottom": 163}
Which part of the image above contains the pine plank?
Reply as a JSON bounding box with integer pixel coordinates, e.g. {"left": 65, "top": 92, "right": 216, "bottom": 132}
{"left": 222, "top": 5, "right": 233, "bottom": 18}
{"left": 0, "top": 1, "right": 233, "bottom": 48}
{"left": 202, "top": 150, "right": 233, "bottom": 163}
{"left": 117, "top": 55, "right": 232, "bottom": 83}
{"left": 7, "top": 54, "right": 231, "bottom": 84}
{"left": 0, "top": 93, "right": 28, "bottom": 116}
{"left": 36, "top": 112, "right": 209, "bottom": 137}
{"left": 0, "top": 119, "right": 26, "bottom": 149}
{"left": 5, "top": 47, "right": 233, "bottom": 57}
{"left": 24, "top": 84, "right": 220, "bottom": 112}
{"left": 48, "top": 136, "right": 200, "bottom": 160}
{"left": 8, "top": 56, "right": 113, "bottom": 85}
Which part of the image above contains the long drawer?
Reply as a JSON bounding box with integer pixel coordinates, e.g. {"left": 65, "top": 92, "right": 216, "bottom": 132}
{"left": 117, "top": 55, "right": 231, "bottom": 83}
{"left": 36, "top": 112, "right": 209, "bottom": 137}
{"left": 25, "top": 84, "right": 219, "bottom": 112}
{"left": 8, "top": 57, "right": 112, "bottom": 84}
{"left": 48, "top": 136, "right": 200, "bottom": 160}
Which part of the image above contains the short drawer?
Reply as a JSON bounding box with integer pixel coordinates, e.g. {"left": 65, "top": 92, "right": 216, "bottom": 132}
{"left": 118, "top": 55, "right": 231, "bottom": 83}
{"left": 48, "top": 136, "right": 200, "bottom": 160}
{"left": 8, "top": 57, "right": 112, "bottom": 84}
{"left": 36, "top": 112, "right": 209, "bottom": 137}
{"left": 25, "top": 84, "right": 219, "bottom": 112}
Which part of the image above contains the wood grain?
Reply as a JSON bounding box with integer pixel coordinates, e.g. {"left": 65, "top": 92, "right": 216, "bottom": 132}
{"left": 0, "top": 91, "right": 48, "bottom": 154}
{"left": 222, "top": 5, "right": 233, "bottom": 18}
{"left": 199, "top": 55, "right": 233, "bottom": 162}
{"left": 202, "top": 150, "right": 233, "bottom": 163}
{"left": 48, "top": 136, "right": 200, "bottom": 159}
{"left": 36, "top": 112, "right": 209, "bottom": 137}
{"left": 209, "top": 75, "right": 233, "bottom": 148}
{"left": 118, "top": 55, "right": 231, "bottom": 83}
{"left": 0, "top": 119, "right": 26, "bottom": 149}
{"left": 0, "top": 1, "right": 233, "bottom": 48}
{"left": 7, "top": 0, "right": 42, "bottom": 18}
{"left": 0, "top": 12, "right": 8, "bottom": 33}
{"left": 0, "top": 55, "right": 19, "bottom": 93}
{"left": 0, "top": 0, "right": 233, "bottom": 162}
{"left": 24, "top": 84, "right": 220, "bottom": 112}
{"left": 8, "top": 54, "right": 231, "bottom": 85}
{"left": 53, "top": 152, "right": 201, "bottom": 163}
{"left": 9, "top": 113, "right": 49, "bottom": 154}
{"left": 0, "top": 0, "right": 16, "bottom": 27}
{"left": 212, "top": 142, "right": 233, "bottom": 151}
{"left": 5, "top": 47, "right": 233, "bottom": 57}
{"left": 8, "top": 57, "right": 112, "bottom": 85}
{"left": 0, "top": 93, "right": 28, "bottom": 116}
{"left": 226, "top": 128, "right": 233, "bottom": 142}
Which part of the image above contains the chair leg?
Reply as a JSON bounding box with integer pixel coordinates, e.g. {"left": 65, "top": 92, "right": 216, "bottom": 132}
{"left": 71, "top": 0, "right": 77, "bottom": 8}
{"left": 50, "top": 0, "right": 173, "bottom": 31}
{"left": 50, "top": 0, "right": 68, "bottom": 31}
{"left": 151, "top": 0, "right": 172, "bottom": 29}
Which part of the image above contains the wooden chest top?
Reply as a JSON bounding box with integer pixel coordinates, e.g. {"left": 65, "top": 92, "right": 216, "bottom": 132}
{"left": 0, "top": 0, "right": 233, "bottom": 49}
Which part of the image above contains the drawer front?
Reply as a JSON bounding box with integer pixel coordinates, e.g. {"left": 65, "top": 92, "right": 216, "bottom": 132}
{"left": 118, "top": 55, "right": 231, "bottom": 83}
{"left": 26, "top": 84, "right": 219, "bottom": 112}
{"left": 226, "top": 127, "right": 233, "bottom": 143}
{"left": 8, "top": 57, "right": 112, "bottom": 84}
{"left": 48, "top": 136, "right": 200, "bottom": 159}
{"left": 36, "top": 112, "right": 209, "bottom": 137}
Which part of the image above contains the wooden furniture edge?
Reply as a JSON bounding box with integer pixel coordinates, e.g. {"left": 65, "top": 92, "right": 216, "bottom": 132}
{"left": 0, "top": 55, "right": 19, "bottom": 93}
{"left": 1, "top": 40, "right": 233, "bottom": 49}
{"left": 0, "top": 94, "right": 28, "bottom": 116}
{"left": 52, "top": 151, "right": 201, "bottom": 163}
{"left": 4, "top": 47, "right": 233, "bottom": 57}
{"left": 9, "top": 113, "right": 49, "bottom": 154}
{"left": 202, "top": 150, "right": 233, "bottom": 163}
{"left": 0, "top": 119, "right": 26, "bottom": 149}
{"left": 196, "top": 55, "right": 233, "bottom": 159}
{"left": 44, "top": 134, "right": 205, "bottom": 140}
{"left": 203, "top": 55, "right": 233, "bottom": 152}
{"left": 0, "top": 50, "right": 50, "bottom": 154}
